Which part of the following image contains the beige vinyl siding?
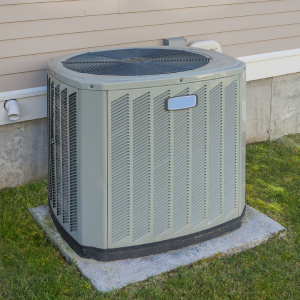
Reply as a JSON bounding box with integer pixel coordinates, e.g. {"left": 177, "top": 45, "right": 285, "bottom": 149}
{"left": 0, "top": 70, "right": 47, "bottom": 92}
{"left": 0, "top": 0, "right": 74, "bottom": 4}
{"left": 118, "top": 0, "right": 281, "bottom": 13}
{"left": 0, "top": 0, "right": 279, "bottom": 9}
{"left": 223, "top": 36, "right": 300, "bottom": 57}
{"left": 2, "top": 22, "right": 300, "bottom": 76}
{"left": 0, "top": 1, "right": 119, "bottom": 23}
{"left": 2, "top": 1, "right": 300, "bottom": 41}
{"left": 0, "top": 0, "right": 299, "bottom": 92}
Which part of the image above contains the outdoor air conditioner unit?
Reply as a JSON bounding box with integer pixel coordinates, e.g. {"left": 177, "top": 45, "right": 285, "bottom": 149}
{"left": 47, "top": 47, "right": 246, "bottom": 261}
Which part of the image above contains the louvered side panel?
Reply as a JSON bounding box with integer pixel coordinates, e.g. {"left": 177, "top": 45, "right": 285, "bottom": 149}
{"left": 111, "top": 95, "right": 131, "bottom": 244}
{"left": 107, "top": 78, "right": 241, "bottom": 248}
{"left": 208, "top": 83, "right": 223, "bottom": 223}
{"left": 173, "top": 88, "right": 190, "bottom": 233}
{"left": 224, "top": 81, "right": 238, "bottom": 218}
{"left": 47, "top": 76, "right": 78, "bottom": 234}
{"left": 69, "top": 92, "right": 78, "bottom": 232}
{"left": 47, "top": 76, "right": 50, "bottom": 196}
{"left": 132, "top": 93, "right": 151, "bottom": 241}
{"left": 191, "top": 85, "right": 207, "bottom": 227}
{"left": 49, "top": 81, "right": 56, "bottom": 209}
{"left": 47, "top": 77, "right": 51, "bottom": 204}
{"left": 153, "top": 90, "right": 171, "bottom": 238}
{"left": 55, "top": 85, "right": 62, "bottom": 216}
{"left": 61, "top": 88, "right": 69, "bottom": 224}
{"left": 47, "top": 77, "right": 52, "bottom": 207}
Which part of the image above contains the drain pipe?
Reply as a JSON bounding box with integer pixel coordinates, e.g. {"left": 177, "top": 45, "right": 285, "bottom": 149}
{"left": 4, "top": 99, "right": 21, "bottom": 121}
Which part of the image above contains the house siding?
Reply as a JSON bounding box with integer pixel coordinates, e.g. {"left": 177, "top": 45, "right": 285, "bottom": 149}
{"left": 0, "top": 0, "right": 299, "bottom": 92}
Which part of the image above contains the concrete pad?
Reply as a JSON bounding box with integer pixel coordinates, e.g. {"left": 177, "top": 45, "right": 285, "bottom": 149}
{"left": 29, "top": 204, "right": 286, "bottom": 292}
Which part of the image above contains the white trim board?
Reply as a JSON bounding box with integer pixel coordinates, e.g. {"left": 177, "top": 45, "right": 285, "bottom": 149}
{"left": 0, "top": 86, "right": 46, "bottom": 102}
{"left": 0, "top": 48, "right": 300, "bottom": 125}
{"left": 0, "top": 86, "right": 47, "bottom": 126}
{"left": 237, "top": 48, "right": 300, "bottom": 81}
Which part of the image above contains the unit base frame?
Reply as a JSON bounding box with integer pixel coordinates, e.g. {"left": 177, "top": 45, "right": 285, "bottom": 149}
{"left": 49, "top": 204, "right": 246, "bottom": 262}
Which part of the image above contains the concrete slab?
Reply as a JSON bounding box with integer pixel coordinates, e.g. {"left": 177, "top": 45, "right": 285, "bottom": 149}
{"left": 29, "top": 204, "right": 286, "bottom": 293}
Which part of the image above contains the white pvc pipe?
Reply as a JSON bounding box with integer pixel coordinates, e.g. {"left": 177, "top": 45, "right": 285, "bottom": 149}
{"left": 4, "top": 99, "right": 21, "bottom": 121}
{"left": 189, "top": 40, "right": 222, "bottom": 53}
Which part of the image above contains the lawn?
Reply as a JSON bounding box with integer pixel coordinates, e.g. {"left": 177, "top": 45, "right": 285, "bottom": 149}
{"left": 1, "top": 135, "right": 299, "bottom": 299}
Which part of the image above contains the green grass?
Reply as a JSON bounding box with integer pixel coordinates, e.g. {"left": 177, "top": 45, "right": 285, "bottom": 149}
{"left": 1, "top": 135, "right": 300, "bottom": 299}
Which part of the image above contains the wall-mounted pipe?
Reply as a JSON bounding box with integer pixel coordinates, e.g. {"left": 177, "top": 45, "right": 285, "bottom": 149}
{"left": 0, "top": 86, "right": 46, "bottom": 126}
{"left": 4, "top": 99, "right": 21, "bottom": 121}
{"left": 189, "top": 40, "right": 222, "bottom": 53}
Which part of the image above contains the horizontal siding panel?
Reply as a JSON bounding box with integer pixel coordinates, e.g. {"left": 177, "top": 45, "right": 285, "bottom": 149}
{"left": 0, "top": 0, "right": 298, "bottom": 93}
{"left": 174, "top": 0, "right": 300, "bottom": 23}
{"left": 0, "top": 0, "right": 118, "bottom": 24}
{"left": 1, "top": 37, "right": 299, "bottom": 93}
{"left": 119, "top": 0, "right": 275, "bottom": 13}
{"left": 223, "top": 11, "right": 300, "bottom": 31}
{"left": 0, "top": 0, "right": 68, "bottom": 4}
{"left": 0, "top": 70, "right": 46, "bottom": 93}
{"left": 0, "top": 23, "right": 298, "bottom": 62}
{"left": 1, "top": 35, "right": 299, "bottom": 93}
{"left": 222, "top": 36, "right": 300, "bottom": 57}
{"left": 1, "top": 1, "right": 299, "bottom": 41}
{"left": 188, "top": 24, "right": 300, "bottom": 48}
{"left": 1, "top": 23, "right": 300, "bottom": 76}
{"left": 0, "top": 19, "right": 221, "bottom": 58}
{"left": 0, "top": 0, "right": 273, "bottom": 5}
{"left": 0, "top": 10, "right": 174, "bottom": 41}
{"left": 0, "top": 53, "right": 62, "bottom": 76}
{"left": 0, "top": 39, "right": 163, "bottom": 76}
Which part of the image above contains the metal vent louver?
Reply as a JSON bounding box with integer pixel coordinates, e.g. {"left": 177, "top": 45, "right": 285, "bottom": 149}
{"left": 63, "top": 48, "right": 210, "bottom": 76}
{"left": 191, "top": 85, "right": 207, "bottom": 228}
{"left": 109, "top": 78, "right": 239, "bottom": 246}
{"left": 47, "top": 76, "right": 78, "bottom": 232}
{"left": 111, "top": 95, "right": 131, "bottom": 244}
{"left": 132, "top": 92, "right": 151, "bottom": 241}
{"left": 224, "top": 81, "right": 238, "bottom": 217}
{"left": 69, "top": 92, "right": 78, "bottom": 231}
{"left": 173, "top": 88, "right": 190, "bottom": 234}
{"left": 153, "top": 90, "right": 171, "bottom": 237}
{"left": 208, "top": 83, "right": 223, "bottom": 222}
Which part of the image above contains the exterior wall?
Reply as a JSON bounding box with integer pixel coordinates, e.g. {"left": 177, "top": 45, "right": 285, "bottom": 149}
{"left": 1, "top": 0, "right": 300, "bottom": 93}
{"left": 1, "top": 72, "right": 299, "bottom": 189}
{"left": 0, "top": 118, "right": 47, "bottom": 189}
{"left": 1, "top": 0, "right": 300, "bottom": 188}
{"left": 246, "top": 72, "right": 300, "bottom": 143}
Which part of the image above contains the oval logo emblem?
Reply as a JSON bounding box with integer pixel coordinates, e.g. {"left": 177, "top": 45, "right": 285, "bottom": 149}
{"left": 166, "top": 95, "right": 198, "bottom": 111}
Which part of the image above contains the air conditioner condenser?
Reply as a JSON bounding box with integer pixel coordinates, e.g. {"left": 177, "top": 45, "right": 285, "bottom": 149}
{"left": 47, "top": 47, "right": 246, "bottom": 261}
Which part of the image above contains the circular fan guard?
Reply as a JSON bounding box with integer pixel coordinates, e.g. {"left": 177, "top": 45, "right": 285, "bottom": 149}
{"left": 62, "top": 48, "right": 210, "bottom": 76}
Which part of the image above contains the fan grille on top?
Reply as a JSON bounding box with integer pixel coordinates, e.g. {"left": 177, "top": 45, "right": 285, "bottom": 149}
{"left": 62, "top": 48, "right": 210, "bottom": 76}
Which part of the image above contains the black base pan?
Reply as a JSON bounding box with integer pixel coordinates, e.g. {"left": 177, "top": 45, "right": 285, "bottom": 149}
{"left": 49, "top": 204, "right": 246, "bottom": 262}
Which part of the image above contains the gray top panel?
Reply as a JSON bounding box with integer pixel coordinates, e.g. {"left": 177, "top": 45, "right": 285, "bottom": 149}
{"left": 48, "top": 46, "right": 245, "bottom": 91}
{"left": 62, "top": 48, "right": 211, "bottom": 76}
